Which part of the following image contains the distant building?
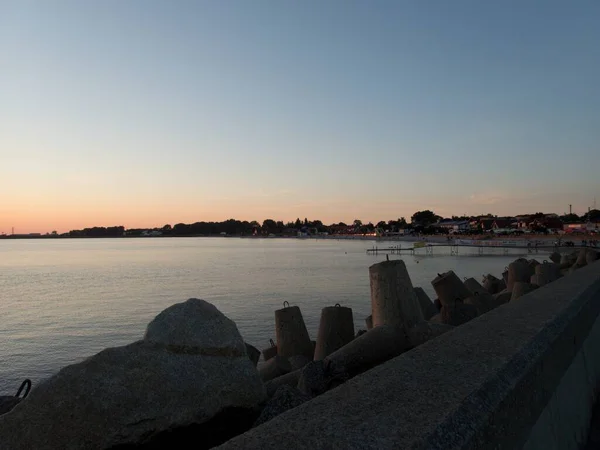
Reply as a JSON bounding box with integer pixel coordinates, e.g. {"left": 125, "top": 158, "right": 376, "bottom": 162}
{"left": 437, "top": 220, "right": 470, "bottom": 232}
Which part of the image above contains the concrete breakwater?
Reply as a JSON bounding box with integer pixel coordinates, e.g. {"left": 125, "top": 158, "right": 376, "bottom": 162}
{"left": 0, "top": 248, "right": 598, "bottom": 449}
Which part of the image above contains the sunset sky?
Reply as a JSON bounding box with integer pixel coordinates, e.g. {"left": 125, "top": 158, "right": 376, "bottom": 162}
{"left": 1, "top": 1, "right": 599, "bottom": 233}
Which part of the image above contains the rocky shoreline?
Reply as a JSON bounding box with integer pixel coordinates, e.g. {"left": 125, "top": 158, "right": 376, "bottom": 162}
{"left": 0, "top": 247, "right": 598, "bottom": 449}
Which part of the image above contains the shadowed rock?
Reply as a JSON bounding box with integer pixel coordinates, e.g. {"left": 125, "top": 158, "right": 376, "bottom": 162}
{"left": 297, "top": 360, "right": 349, "bottom": 397}
{"left": 253, "top": 385, "right": 311, "bottom": 427}
{"left": 259, "top": 356, "right": 292, "bottom": 381}
{"left": 493, "top": 289, "right": 512, "bottom": 305}
{"left": 0, "top": 298, "right": 266, "bottom": 450}
{"left": 0, "top": 397, "right": 20, "bottom": 416}
{"left": 288, "top": 355, "right": 311, "bottom": 371}
{"left": 549, "top": 251, "right": 561, "bottom": 264}
{"left": 245, "top": 343, "right": 260, "bottom": 367}
{"left": 264, "top": 370, "right": 301, "bottom": 397}
{"left": 441, "top": 301, "right": 478, "bottom": 326}
{"left": 414, "top": 287, "right": 438, "bottom": 320}
{"left": 464, "top": 292, "right": 496, "bottom": 315}
{"left": 511, "top": 282, "right": 537, "bottom": 301}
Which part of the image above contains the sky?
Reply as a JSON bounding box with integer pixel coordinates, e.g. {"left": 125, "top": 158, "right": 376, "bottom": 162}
{"left": 1, "top": 1, "right": 599, "bottom": 233}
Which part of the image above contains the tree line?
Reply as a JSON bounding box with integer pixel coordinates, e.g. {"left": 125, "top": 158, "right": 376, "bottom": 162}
{"left": 62, "top": 209, "right": 600, "bottom": 237}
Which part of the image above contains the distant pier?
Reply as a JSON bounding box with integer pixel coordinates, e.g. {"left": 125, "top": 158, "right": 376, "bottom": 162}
{"left": 366, "top": 241, "right": 583, "bottom": 256}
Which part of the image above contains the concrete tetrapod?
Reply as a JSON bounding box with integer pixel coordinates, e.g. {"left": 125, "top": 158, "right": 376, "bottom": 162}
{"left": 313, "top": 304, "right": 355, "bottom": 361}
{"left": 464, "top": 292, "right": 496, "bottom": 316}
{"left": 431, "top": 270, "right": 472, "bottom": 307}
{"left": 259, "top": 355, "right": 292, "bottom": 382}
{"left": 413, "top": 287, "right": 438, "bottom": 320}
{"left": 274, "top": 303, "right": 313, "bottom": 359}
{"left": 261, "top": 339, "right": 277, "bottom": 362}
{"left": 574, "top": 248, "right": 588, "bottom": 268}
{"left": 535, "top": 262, "right": 560, "bottom": 283}
{"left": 440, "top": 301, "right": 478, "bottom": 326}
{"left": 369, "top": 260, "right": 423, "bottom": 329}
{"left": 324, "top": 324, "right": 411, "bottom": 377}
{"left": 510, "top": 282, "right": 537, "bottom": 301}
{"left": 507, "top": 261, "right": 533, "bottom": 292}
{"left": 549, "top": 251, "right": 561, "bottom": 264}
{"left": 560, "top": 252, "right": 577, "bottom": 268}
{"left": 493, "top": 289, "right": 512, "bottom": 305}
{"left": 530, "top": 274, "right": 549, "bottom": 287}
{"left": 482, "top": 274, "right": 502, "bottom": 294}
{"left": 586, "top": 250, "right": 599, "bottom": 265}
{"left": 463, "top": 277, "right": 488, "bottom": 296}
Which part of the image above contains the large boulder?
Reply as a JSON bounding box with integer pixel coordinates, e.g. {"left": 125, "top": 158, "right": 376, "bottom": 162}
{"left": 0, "top": 397, "right": 20, "bottom": 416}
{"left": 0, "top": 299, "right": 266, "bottom": 450}
{"left": 253, "top": 385, "right": 311, "bottom": 427}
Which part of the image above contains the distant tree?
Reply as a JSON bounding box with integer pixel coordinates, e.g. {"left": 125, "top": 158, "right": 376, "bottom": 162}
{"left": 162, "top": 224, "right": 172, "bottom": 232}
{"left": 411, "top": 210, "right": 440, "bottom": 226}
{"left": 353, "top": 219, "right": 363, "bottom": 228}
{"left": 560, "top": 213, "right": 580, "bottom": 224}
{"left": 304, "top": 218, "right": 308, "bottom": 226}
{"left": 583, "top": 209, "right": 600, "bottom": 222}
{"left": 262, "top": 219, "right": 277, "bottom": 232}
{"left": 312, "top": 220, "right": 324, "bottom": 231}
{"left": 376, "top": 221, "right": 387, "bottom": 229}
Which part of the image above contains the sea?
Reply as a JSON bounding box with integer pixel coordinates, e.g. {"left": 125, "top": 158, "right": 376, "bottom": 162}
{"left": 0, "top": 237, "right": 548, "bottom": 394}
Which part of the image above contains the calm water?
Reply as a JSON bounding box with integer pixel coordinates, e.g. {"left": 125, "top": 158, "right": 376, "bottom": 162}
{"left": 0, "top": 237, "right": 546, "bottom": 394}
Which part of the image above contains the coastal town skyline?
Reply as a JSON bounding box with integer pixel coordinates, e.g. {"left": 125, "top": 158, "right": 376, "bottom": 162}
{"left": 3, "top": 207, "right": 599, "bottom": 237}
{"left": 2, "top": 1, "right": 599, "bottom": 234}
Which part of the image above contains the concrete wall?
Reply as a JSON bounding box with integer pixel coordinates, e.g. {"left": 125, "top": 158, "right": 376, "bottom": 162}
{"left": 218, "top": 261, "right": 600, "bottom": 450}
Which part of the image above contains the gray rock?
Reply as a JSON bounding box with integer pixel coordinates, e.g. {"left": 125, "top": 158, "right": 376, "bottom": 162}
{"left": 429, "top": 313, "right": 443, "bottom": 324}
{"left": 355, "top": 329, "right": 367, "bottom": 338}
{"left": 145, "top": 298, "right": 246, "bottom": 355}
{"left": 264, "top": 370, "right": 302, "bottom": 397}
{"left": 245, "top": 343, "right": 260, "bottom": 367}
{"left": 253, "top": 385, "right": 311, "bottom": 427}
{"left": 0, "top": 397, "right": 20, "bottom": 416}
{"left": 0, "top": 298, "right": 265, "bottom": 450}
{"left": 297, "top": 360, "right": 349, "bottom": 397}
{"left": 407, "top": 321, "right": 454, "bottom": 347}
{"left": 587, "top": 250, "right": 599, "bottom": 265}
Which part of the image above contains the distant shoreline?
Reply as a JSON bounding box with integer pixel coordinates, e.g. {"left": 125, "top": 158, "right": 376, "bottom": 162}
{"left": 0, "top": 233, "right": 596, "bottom": 245}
